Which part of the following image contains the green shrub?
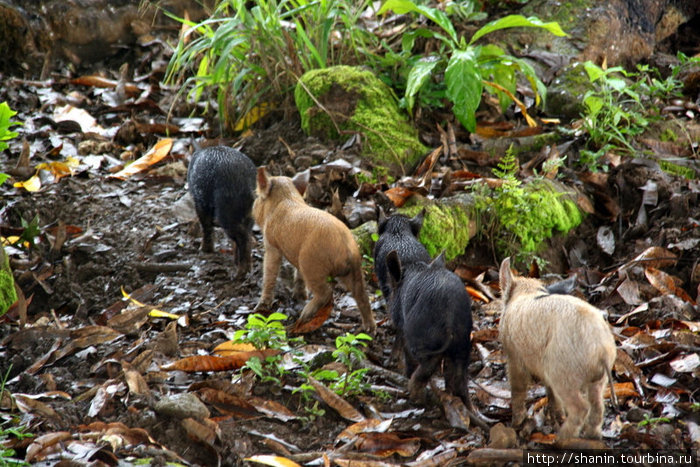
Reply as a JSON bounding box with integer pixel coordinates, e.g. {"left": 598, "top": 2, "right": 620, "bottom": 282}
{"left": 164, "top": 0, "right": 376, "bottom": 131}
{"left": 377, "top": 0, "right": 567, "bottom": 132}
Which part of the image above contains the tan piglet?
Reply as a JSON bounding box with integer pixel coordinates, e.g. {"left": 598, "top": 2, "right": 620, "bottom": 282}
{"left": 498, "top": 257, "right": 616, "bottom": 440}
{"left": 252, "top": 167, "right": 375, "bottom": 334}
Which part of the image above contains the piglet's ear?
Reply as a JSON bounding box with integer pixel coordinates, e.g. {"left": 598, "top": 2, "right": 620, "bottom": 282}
{"left": 256, "top": 166, "right": 271, "bottom": 198}
{"left": 430, "top": 250, "right": 446, "bottom": 268}
{"left": 499, "top": 257, "right": 513, "bottom": 303}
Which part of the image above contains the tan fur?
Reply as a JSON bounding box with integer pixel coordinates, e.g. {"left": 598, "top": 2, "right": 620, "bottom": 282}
{"left": 498, "top": 257, "right": 616, "bottom": 440}
{"left": 253, "top": 167, "right": 375, "bottom": 333}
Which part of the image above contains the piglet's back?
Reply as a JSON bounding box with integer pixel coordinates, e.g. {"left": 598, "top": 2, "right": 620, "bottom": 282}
{"left": 501, "top": 291, "right": 615, "bottom": 380}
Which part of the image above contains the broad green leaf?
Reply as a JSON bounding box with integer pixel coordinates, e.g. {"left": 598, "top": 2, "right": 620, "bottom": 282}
{"left": 379, "top": 0, "right": 458, "bottom": 45}
{"left": 607, "top": 77, "right": 627, "bottom": 92}
{"left": 583, "top": 61, "right": 605, "bottom": 82}
{"left": 0, "top": 173, "right": 9, "bottom": 185}
{"left": 511, "top": 57, "right": 547, "bottom": 107}
{"left": 405, "top": 57, "right": 440, "bottom": 112}
{"left": 445, "top": 50, "right": 482, "bottom": 132}
{"left": 469, "top": 14, "right": 568, "bottom": 45}
{"left": 584, "top": 95, "right": 604, "bottom": 115}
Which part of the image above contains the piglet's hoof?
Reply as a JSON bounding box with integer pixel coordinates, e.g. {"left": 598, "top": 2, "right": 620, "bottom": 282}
{"left": 253, "top": 301, "right": 272, "bottom": 313}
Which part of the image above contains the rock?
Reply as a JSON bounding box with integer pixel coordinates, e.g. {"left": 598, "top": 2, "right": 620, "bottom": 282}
{"left": 0, "top": 247, "right": 17, "bottom": 316}
{"left": 154, "top": 392, "right": 211, "bottom": 420}
{"left": 399, "top": 193, "right": 478, "bottom": 262}
{"left": 294, "top": 66, "right": 428, "bottom": 175}
{"left": 488, "top": 423, "right": 518, "bottom": 449}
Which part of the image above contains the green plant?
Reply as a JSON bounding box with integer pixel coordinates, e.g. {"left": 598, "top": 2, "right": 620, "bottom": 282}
{"left": 474, "top": 145, "right": 581, "bottom": 264}
{"left": 377, "top": 0, "right": 567, "bottom": 132}
{"left": 0, "top": 102, "right": 21, "bottom": 153}
{"left": 232, "top": 312, "right": 290, "bottom": 350}
{"left": 637, "top": 413, "right": 671, "bottom": 431}
{"left": 0, "top": 367, "right": 31, "bottom": 467}
{"left": 579, "top": 61, "right": 650, "bottom": 171}
{"left": 233, "top": 312, "right": 300, "bottom": 384}
{"left": 164, "top": 0, "right": 376, "bottom": 130}
{"left": 0, "top": 102, "right": 20, "bottom": 186}
{"left": 321, "top": 332, "right": 372, "bottom": 397}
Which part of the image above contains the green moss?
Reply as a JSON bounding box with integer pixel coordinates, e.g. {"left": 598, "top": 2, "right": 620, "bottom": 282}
{"left": 295, "top": 66, "right": 428, "bottom": 174}
{"left": 658, "top": 160, "right": 696, "bottom": 180}
{"left": 0, "top": 249, "right": 17, "bottom": 316}
{"left": 351, "top": 220, "right": 378, "bottom": 260}
{"left": 660, "top": 128, "right": 678, "bottom": 142}
{"left": 399, "top": 194, "right": 477, "bottom": 261}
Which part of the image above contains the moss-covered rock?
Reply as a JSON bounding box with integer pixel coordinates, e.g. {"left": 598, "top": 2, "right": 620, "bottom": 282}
{"left": 545, "top": 62, "right": 593, "bottom": 120}
{"left": 294, "top": 66, "right": 428, "bottom": 175}
{"left": 0, "top": 247, "right": 17, "bottom": 316}
{"left": 351, "top": 220, "right": 378, "bottom": 260}
{"left": 400, "top": 193, "right": 478, "bottom": 261}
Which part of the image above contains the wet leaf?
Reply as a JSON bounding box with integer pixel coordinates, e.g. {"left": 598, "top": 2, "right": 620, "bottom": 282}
{"left": 13, "top": 173, "right": 41, "bottom": 191}
{"left": 622, "top": 246, "right": 677, "bottom": 271}
{"left": 162, "top": 350, "right": 280, "bottom": 372}
{"left": 669, "top": 353, "right": 700, "bottom": 372}
{"left": 645, "top": 267, "right": 696, "bottom": 304}
{"left": 109, "top": 138, "right": 173, "bottom": 180}
{"left": 384, "top": 186, "right": 416, "bottom": 208}
{"left": 355, "top": 432, "right": 421, "bottom": 457}
{"left": 25, "top": 432, "right": 72, "bottom": 463}
{"left": 307, "top": 377, "right": 364, "bottom": 422}
{"left": 53, "top": 104, "right": 103, "bottom": 133}
{"left": 182, "top": 417, "right": 219, "bottom": 445}
{"left": 52, "top": 326, "right": 122, "bottom": 362}
{"left": 14, "top": 394, "right": 58, "bottom": 418}
{"left": 596, "top": 226, "right": 615, "bottom": 255}
{"left": 336, "top": 419, "right": 393, "bottom": 443}
{"left": 122, "top": 361, "right": 149, "bottom": 395}
{"left": 245, "top": 454, "right": 301, "bottom": 467}
{"left": 248, "top": 396, "right": 298, "bottom": 422}
{"left": 70, "top": 75, "right": 141, "bottom": 96}
{"left": 605, "top": 382, "right": 640, "bottom": 399}
{"left": 289, "top": 301, "right": 332, "bottom": 334}
{"left": 212, "top": 341, "right": 258, "bottom": 356}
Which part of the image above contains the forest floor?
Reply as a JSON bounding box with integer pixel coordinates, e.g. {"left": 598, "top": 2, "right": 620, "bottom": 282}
{"left": 1, "top": 8, "right": 700, "bottom": 467}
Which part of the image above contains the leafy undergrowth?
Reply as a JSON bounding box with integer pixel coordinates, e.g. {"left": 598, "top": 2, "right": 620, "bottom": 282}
{"left": 1, "top": 9, "right": 700, "bottom": 467}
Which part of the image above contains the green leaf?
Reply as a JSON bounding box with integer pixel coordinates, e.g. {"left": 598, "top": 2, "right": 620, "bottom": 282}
{"left": 379, "top": 0, "right": 458, "bottom": 45}
{"left": 0, "top": 173, "right": 9, "bottom": 185}
{"left": 469, "top": 14, "right": 568, "bottom": 46}
{"left": 583, "top": 61, "right": 605, "bottom": 82}
{"left": 405, "top": 57, "right": 440, "bottom": 112}
{"left": 445, "top": 50, "right": 482, "bottom": 132}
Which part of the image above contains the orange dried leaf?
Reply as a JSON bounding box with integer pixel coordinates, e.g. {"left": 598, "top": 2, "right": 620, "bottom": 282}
{"left": 529, "top": 432, "right": 557, "bottom": 444}
{"left": 466, "top": 285, "right": 490, "bottom": 303}
{"left": 181, "top": 418, "right": 219, "bottom": 445}
{"left": 605, "top": 382, "right": 639, "bottom": 399}
{"left": 109, "top": 138, "right": 173, "bottom": 180}
{"left": 355, "top": 432, "right": 421, "bottom": 458}
{"left": 196, "top": 387, "right": 261, "bottom": 419}
{"left": 384, "top": 186, "right": 416, "bottom": 208}
{"left": 307, "top": 377, "right": 364, "bottom": 422}
{"left": 290, "top": 301, "right": 332, "bottom": 334}
{"left": 162, "top": 350, "right": 279, "bottom": 372}
{"left": 413, "top": 145, "right": 441, "bottom": 178}
{"left": 245, "top": 455, "right": 302, "bottom": 467}
{"left": 212, "top": 341, "right": 257, "bottom": 356}
{"left": 337, "top": 419, "right": 393, "bottom": 443}
{"left": 645, "top": 267, "right": 696, "bottom": 304}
